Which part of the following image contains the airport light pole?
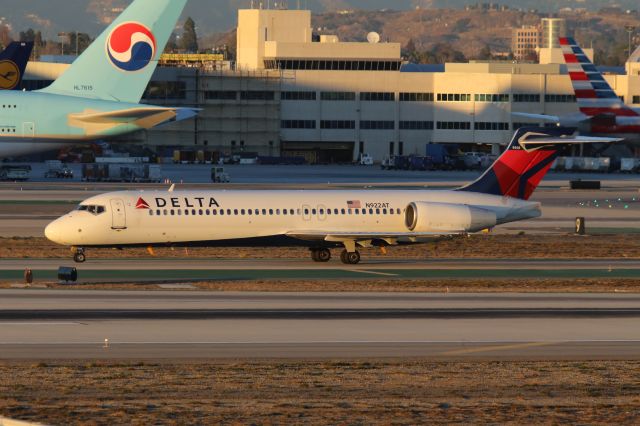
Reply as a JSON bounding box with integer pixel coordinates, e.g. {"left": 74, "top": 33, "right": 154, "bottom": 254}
{"left": 625, "top": 25, "right": 636, "bottom": 60}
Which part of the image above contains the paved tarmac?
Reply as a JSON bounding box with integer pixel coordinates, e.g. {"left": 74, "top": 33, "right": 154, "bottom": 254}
{"left": 2, "top": 258, "right": 640, "bottom": 281}
{"left": 1, "top": 291, "right": 640, "bottom": 360}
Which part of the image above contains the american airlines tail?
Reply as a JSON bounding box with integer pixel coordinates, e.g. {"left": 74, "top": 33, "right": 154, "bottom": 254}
{"left": 559, "top": 37, "right": 639, "bottom": 118}
{"left": 460, "top": 127, "right": 612, "bottom": 200}
{"left": 38, "top": 0, "right": 188, "bottom": 103}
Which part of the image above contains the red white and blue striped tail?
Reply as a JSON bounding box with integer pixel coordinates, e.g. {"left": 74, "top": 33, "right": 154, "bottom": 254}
{"left": 559, "top": 37, "right": 639, "bottom": 118}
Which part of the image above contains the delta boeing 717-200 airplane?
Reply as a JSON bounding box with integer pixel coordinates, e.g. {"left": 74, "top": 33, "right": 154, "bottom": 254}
{"left": 45, "top": 127, "right": 620, "bottom": 264}
{"left": 0, "top": 0, "right": 195, "bottom": 158}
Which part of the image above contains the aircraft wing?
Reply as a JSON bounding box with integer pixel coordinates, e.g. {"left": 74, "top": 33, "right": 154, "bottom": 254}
{"left": 286, "top": 230, "right": 465, "bottom": 248}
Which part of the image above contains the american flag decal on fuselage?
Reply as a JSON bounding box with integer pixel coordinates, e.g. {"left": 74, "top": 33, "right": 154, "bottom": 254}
{"left": 347, "top": 200, "right": 361, "bottom": 209}
{"left": 559, "top": 37, "right": 639, "bottom": 118}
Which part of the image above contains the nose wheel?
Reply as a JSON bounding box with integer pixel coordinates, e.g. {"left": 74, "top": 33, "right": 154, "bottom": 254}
{"left": 340, "top": 250, "right": 361, "bottom": 265}
{"left": 73, "top": 249, "right": 86, "bottom": 263}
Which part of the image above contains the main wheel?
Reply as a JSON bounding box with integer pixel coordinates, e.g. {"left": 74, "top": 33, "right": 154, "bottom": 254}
{"left": 317, "top": 248, "right": 331, "bottom": 263}
{"left": 340, "top": 250, "right": 361, "bottom": 265}
{"left": 310, "top": 249, "right": 320, "bottom": 262}
{"left": 73, "top": 252, "right": 86, "bottom": 263}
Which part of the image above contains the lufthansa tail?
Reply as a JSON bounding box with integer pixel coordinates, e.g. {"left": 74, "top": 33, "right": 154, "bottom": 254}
{"left": 38, "top": 0, "right": 187, "bottom": 103}
{"left": 459, "top": 127, "right": 621, "bottom": 200}
{"left": 0, "top": 41, "right": 33, "bottom": 90}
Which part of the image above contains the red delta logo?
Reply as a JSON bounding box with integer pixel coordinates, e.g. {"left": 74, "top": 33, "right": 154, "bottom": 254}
{"left": 136, "top": 197, "right": 150, "bottom": 209}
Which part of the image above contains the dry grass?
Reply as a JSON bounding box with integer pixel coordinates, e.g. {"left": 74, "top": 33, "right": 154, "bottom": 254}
{"left": 12, "top": 278, "right": 640, "bottom": 293}
{"left": 1, "top": 360, "right": 639, "bottom": 424}
{"left": 2, "top": 234, "right": 639, "bottom": 260}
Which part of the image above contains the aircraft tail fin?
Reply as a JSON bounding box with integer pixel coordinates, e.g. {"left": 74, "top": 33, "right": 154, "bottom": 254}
{"left": 38, "top": 0, "right": 187, "bottom": 103}
{"left": 0, "top": 41, "right": 33, "bottom": 90}
{"left": 559, "top": 37, "right": 639, "bottom": 118}
{"left": 459, "top": 127, "right": 621, "bottom": 200}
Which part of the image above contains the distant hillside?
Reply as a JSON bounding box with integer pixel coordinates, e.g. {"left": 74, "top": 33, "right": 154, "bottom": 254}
{"left": 1, "top": 0, "right": 639, "bottom": 37}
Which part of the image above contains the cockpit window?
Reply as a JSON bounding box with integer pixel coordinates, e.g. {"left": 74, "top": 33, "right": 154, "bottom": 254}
{"left": 77, "top": 205, "right": 106, "bottom": 215}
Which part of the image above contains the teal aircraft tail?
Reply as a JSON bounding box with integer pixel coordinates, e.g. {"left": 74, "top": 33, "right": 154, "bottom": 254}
{"left": 39, "top": 0, "right": 187, "bottom": 103}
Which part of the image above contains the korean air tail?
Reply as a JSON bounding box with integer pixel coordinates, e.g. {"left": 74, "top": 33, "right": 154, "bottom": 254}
{"left": 559, "top": 37, "right": 639, "bottom": 118}
{"left": 38, "top": 0, "right": 187, "bottom": 103}
{"left": 0, "top": 41, "right": 33, "bottom": 90}
{"left": 459, "top": 127, "right": 620, "bottom": 200}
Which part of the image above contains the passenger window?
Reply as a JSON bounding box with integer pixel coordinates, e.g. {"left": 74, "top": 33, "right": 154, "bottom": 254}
{"left": 156, "top": 209, "right": 161, "bottom": 216}
{"left": 361, "top": 209, "right": 367, "bottom": 215}
{"left": 290, "top": 209, "right": 295, "bottom": 215}
{"left": 383, "top": 209, "right": 387, "bottom": 215}
{"left": 304, "top": 209, "right": 309, "bottom": 215}
{"left": 171, "top": 210, "right": 175, "bottom": 216}
{"left": 248, "top": 210, "right": 253, "bottom": 216}
{"left": 164, "top": 210, "right": 168, "bottom": 216}
{"left": 312, "top": 209, "right": 317, "bottom": 215}
{"left": 220, "top": 210, "right": 224, "bottom": 216}
{"left": 234, "top": 209, "right": 239, "bottom": 216}
{"left": 185, "top": 210, "right": 190, "bottom": 216}
{"left": 227, "top": 209, "right": 231, "bottom": 215}
{"left": 262, "top": 209, "right": 267, "bottom": 215}
{"left": 255, "top": 209, "right": 260, "bottom": 216}
{"left": 269, "top": 209, "right": 274, "bottom": 215}
{"left": 178, "top": 210, "right": 182, "bottom": 216}
{"left": 192, "top": 209, "right": 196, "bottom": 216}
{"left": 276, "top": 209, "right": 281, "bottom": 215}
{"left": 241, "top": 209, "right": 245, "bottom": 215}
{"left": 283, "top": 209, "right": 288, "bottom": 216}
{"left": 149, "top": 210, "right": 153, "bottom": 216}
{"left": 397, "top": 208, "right": 401, "bottom": 214}
{"left": 355, "top": 210, "right": 359, "bottom": 215}
{"left": 213, "top": 210, "right": 217, "bottom": 215}
{"left": 342, "top": 209, "right": 346, "bottom": 215}
{"left": 370, "top": 209, "right": 374, "bottom": 215}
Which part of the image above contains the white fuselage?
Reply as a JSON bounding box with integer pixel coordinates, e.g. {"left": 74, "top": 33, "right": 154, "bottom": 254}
{"left": 44, "top": 189, "right": 540, "bottom": 248}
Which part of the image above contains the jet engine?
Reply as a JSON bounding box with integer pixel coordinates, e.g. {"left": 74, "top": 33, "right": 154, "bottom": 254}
{"left": 405, "top": 202, "right": 497, "bottom": 233}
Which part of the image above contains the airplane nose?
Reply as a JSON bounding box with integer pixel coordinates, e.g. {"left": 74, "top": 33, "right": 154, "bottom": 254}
{"left": 45, "top": 219, "right": 65, "bottom": 244}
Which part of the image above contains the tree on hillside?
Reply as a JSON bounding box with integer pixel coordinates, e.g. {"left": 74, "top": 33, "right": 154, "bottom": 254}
{"left": 0, "top": 25, "right": 11, "bottom": 49}
{"left": 403, "top": 38, "right": 422, "bottom": 63}
{"left": 180, "top": 17, "right": 199, "bottom": 53}
{"left": 476, "top": 44, "right": 492, "bottom": 60}
{"left": 19, "top": 28, "right": 36, "bottom": 42}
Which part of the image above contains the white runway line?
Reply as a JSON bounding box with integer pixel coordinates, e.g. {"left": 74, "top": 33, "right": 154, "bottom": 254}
{"left": 348, "top": 269, "right": 399, "bottom": 277}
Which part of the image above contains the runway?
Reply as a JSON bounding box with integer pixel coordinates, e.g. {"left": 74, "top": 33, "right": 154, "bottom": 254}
{"left": 2, "top": 258, "right": 640, "bottom": 281}
{"left": 2, "top": 290, "right": 640, "bottom": 360}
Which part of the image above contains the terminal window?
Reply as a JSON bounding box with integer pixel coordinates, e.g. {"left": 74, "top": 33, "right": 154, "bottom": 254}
{"left": 474, "top": 122, "right": 510, "bottom": 131}
{"left": 633, "top": 96, "right": 640, "bottom": 104}
{"left": 436, "top": 121, "right": 471, "bottom": 130}
{"left": 400, "top": 121, "right": 434, "bottom": 130}
{"left": 266, "top": 59, "right": 402, "bottom": 72}
{"left": 144, "top": 81, "right": 186, "bottom": 100}
{"left": 513, "top": 94, "right": 541, "bottom": 103}
{"left": 474, "top": 94, "right": 509, "bottom": 103}
{"left": 360, "top": 92, "right": 395, "bottom": 102}
{"left": 437, "top": 93, "right": 471, "bottom": 102}
{"left": 400, "top": 93, "right": 434, "bottom": 102}
{"left": 205, "top": 90, "right": 237, "bottom": 101}
{"left": 321, "top": 92, "right": 356, "bottom": 101}
{"left": 545, "top": 94, "right": 576, "bottom": 103}
{"left": 281, "top": 120, "right": 316, "bottom": 129}
{"left": 321, "top": 120, "right": 356, "bottom": 129}
{"left": 360, "top": 121, "right": 395, "bottom": 130}
{"left": 281, "top": 91, "right": 317, "bottom": 101}
{"left": 240, "top": 91, "right": 275, "bottom": 101}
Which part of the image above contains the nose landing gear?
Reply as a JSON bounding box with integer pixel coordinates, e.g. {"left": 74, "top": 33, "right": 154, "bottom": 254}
{"left": 73, "top": 248, "right": 86, "bottom": 263}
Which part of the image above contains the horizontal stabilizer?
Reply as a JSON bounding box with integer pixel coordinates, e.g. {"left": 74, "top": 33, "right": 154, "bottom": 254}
{"left": 511, "top": 112, "right": 560, "bottom": 122}
{"left": 68, "top": 106, "right": 198, "bottom": 135}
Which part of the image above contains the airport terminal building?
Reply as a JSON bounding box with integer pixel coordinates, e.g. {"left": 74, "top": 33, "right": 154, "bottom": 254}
{"left": 24, "top": 8, "right": 640, "bottom": 163}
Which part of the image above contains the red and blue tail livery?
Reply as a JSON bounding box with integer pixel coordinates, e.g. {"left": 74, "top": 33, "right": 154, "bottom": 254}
{"left": 460, "top": 127, "right": 576, "bottom": 200}
{"left": 559, "top": 37, "right": 639, "bottom": 118}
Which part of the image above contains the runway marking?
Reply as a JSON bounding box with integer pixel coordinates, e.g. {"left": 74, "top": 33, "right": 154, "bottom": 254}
{"left": 0, "top": 322, "right": 80, "bottom": 326}
{"left": 348, "top": 270, "right": 399, "bottom": 277}
{"left": 440, "top": 342, "right": 557, "bottom": 356}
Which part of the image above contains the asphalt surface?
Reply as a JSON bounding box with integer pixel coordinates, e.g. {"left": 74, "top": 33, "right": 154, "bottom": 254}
{"left": 2, "top": 258, "right": 640, "bottom": 281}
{"left": 1, "top": 291, "right": 640, "bottom": 360}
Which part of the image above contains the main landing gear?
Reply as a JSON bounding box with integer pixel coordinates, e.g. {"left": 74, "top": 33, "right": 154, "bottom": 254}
{"left": 310, "top": 248, "right": 361, "bottom": 265}
{"left": 73, "top": 248, "right": 86, "bottom": 263}
{"left": 340, "top": 250, "right": 361, "bottom": 265}
{"left": 310, "top": 248, "right": 332, "bottom": 263}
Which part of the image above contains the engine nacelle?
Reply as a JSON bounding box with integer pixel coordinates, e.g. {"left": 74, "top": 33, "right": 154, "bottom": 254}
{"left": 405, "top": 202, "right": 497, "bottom": 233}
